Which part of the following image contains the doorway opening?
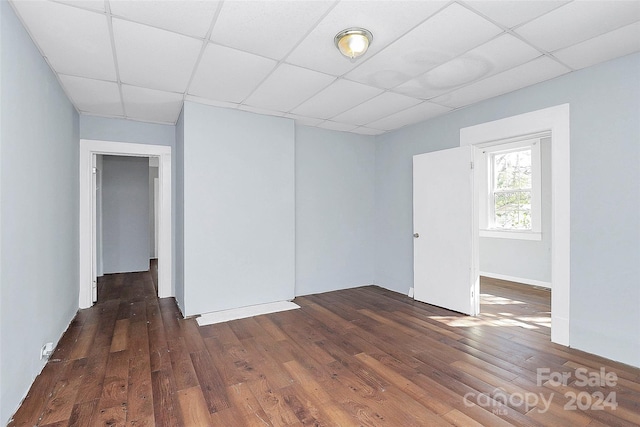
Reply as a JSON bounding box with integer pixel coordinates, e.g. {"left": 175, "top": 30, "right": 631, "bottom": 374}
{"left": 79, "top": 139, "right": 172, "bottom": 309}
{"left": 461, "top": 103, "right": 570, "bottom": 346}
{"left": 94, "top": 154, "right": 160, "bottom": 299}
{"left": 475, "top": 133, "right": 553, "bottom": 338}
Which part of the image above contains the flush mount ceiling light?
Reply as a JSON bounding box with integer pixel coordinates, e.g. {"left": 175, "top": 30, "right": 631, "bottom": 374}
{"left": 334, "top": 27, "right": 373, "bottom": 60}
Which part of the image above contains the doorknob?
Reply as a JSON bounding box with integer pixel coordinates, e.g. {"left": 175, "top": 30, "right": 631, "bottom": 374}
{"left": 413, "top": 233, "right": 419, "bottom": 238}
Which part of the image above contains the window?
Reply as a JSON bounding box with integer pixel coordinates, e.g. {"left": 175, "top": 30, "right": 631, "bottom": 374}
{"left": 491, "top": 147, "right": 532, "bottom": 229}
{"left": 479, "top": 136, "right": 543, "bottom": 240}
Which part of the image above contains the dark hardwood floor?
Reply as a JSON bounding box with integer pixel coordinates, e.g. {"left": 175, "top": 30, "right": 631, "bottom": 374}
{"left": 8, "top": 273, "right": 640, "bottom": 426}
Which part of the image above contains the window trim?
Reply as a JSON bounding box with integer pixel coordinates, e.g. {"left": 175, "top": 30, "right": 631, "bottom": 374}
{"left": 478, "top": 135, "right": 544, "bottom": 241}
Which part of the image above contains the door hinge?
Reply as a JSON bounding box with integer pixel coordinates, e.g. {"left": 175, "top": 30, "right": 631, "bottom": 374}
{"left": 92, "top": 167, "right": 97, "bottom": 174}
{"left": 470, "top": 161, "right": 474, "bottom": 170}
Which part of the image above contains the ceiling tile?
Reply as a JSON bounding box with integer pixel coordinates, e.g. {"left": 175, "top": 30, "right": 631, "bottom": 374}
{"left": 515, "top": 1, "right": 640, "bottom": 52}
{"left": 332, "top": 92, "right": 421, "bottom": 126}
{"left": 189, "top": 44, "right": 277, "bottom": 104}
{"left": 243, "top": 64, "right": 335, "bottom": 113}
{"left": 113, "top": 19, "right": 203, "bottom": 93}
{"left": 432, "top": 56, "right": 570, "bottom": 109}
{"left": 367, "top": 101, "right": 451, "bottom": 131}
{"left": 553, "top": 21, "right": 640, "bottom": 70}
{"left": 121, "top": 85, "right": 183, "bottom": 124}
{"left": 462, "top": 0, "right": 569, "bottom": 29}
{"left": 290, "top": 79, "right": 384, "bottom": 120}
{"left": 58, "top": 74, "right": 123, "bottom": 116}
{"left": 345, "top": 3, "right": 503, "bottom": 89}
{"left": 210, "top": 0, "right": 335, "bottom": 60}
{"left": 11, "top": 0, "right": 116, "bottom": 81}
{"left": 394, "top": 34, "right": 542, "bottom": 99}
{"left": 286, "top": 0, "right": 447, "bottom": 76}
{"left": 109, "top": 0, "right": 220, "bottom": 39}
{"left": 317, "top": 121, "right": 359, "bottom": 132}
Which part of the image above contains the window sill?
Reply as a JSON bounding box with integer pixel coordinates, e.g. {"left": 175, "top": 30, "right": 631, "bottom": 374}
{"left": 480, "top": 229, "right": 542, "bottom": 241}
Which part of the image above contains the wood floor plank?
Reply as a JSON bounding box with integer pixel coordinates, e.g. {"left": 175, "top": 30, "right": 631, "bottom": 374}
{"left": 203, "top": 336, "right": 250, "bottom": 387}
{"left": 167, "top": 336, "right": 200, "bottom": 391}
{"left": 151, "top": 369, "right": 182, "bottom": 427}
{"left": 148, "top": 321, "right": 171, "bottom": 373}
{"left": 91, "top": 405, "right": 126, "bottom": 427}
{"left": 247, "top": 374, "right": 300, "bottom": 426}
{"left": 176, "top": 386, "right": 211, "bottom": 427}
{"left": 226, "top": 382, "right": 274, "bottom": 426}
{"left": 126, "top": 349, "right": 155, "bottom": 427}
{"left": 38, "top": 358, "right": 87, "bottom": 425}
{"left": 190, "top": 350, "right": 232, "bottom": 413}
{"left": 109, "top": 319, "right": 129, "bottom": 353}
{"left": 74, "top": 351, "right": 110, "bottom": 404}
{"left": 97, "top": 349, "right": 130, "bottom": 411}
{"left": 67, "top": 399, "right": 98, "bottom": 427}
{"left": 68, "top": 323, "right": 98, "bottom": 360}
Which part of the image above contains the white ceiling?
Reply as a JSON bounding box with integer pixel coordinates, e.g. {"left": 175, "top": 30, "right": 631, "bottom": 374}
{"left": 10, "top": 0, "right": 640, "bottom": 135}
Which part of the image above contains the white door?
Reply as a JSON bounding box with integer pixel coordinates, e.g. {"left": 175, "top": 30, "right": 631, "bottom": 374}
{"left": 413, "top": 146, "right": 478, "bottom": 315}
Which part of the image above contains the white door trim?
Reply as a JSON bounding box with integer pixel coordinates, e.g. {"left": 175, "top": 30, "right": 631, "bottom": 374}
{"left": 79, "top": 139, "right": 173, "bottom": 309}
{"left": 460, "top": 103, "right": 570, "bottom": 346}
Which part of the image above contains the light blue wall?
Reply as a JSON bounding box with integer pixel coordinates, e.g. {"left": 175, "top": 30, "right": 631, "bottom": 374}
{"left": 374, "top": 53, "right": 640, "bottom": 367}
{"left": 102, "top": 156, "right": 150, "bottom": 274}
{"left": 174, "top": 108, "right": 185, "bottom": 312}
{"left": 80, "top": 115, "right": 175, "bottom": 146}
{"left": 479, "top": 138, "right": 552, "bottom": 284}
{"left": 182, "top": 102, "right": 295, "bottom": 316}
{"left": 295, "top": 126, "right": 375, "bottom": 295}
{"left": 1, "top": 1, "right": 79, "bottom": 423}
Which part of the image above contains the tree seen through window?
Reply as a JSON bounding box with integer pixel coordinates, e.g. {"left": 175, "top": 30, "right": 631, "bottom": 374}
{"left": 492, "top": 148, "right": 532, "bottom": 230}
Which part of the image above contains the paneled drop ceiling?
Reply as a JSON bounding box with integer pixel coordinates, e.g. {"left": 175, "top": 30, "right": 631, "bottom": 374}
{"left": 10, "top": 0, "right": 640, "bottom": 135}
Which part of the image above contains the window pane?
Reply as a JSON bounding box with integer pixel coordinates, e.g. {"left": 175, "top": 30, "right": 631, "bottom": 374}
{"left": 494, "top": 149, "right": 531, "bottom": 190}
{"left": 495, "top": 209, "right": 519, "bottom": 229}
{"left": 493, "top": 190, "right": 532, "bottom": 230}
{"left": 519, "top": 210, "right": 531, "bottom": 229}
{"left": 519, "top": 191, "right": 531, "bottom": 211}
{"left": 495, "top": 192, "right": 519, "bottom": 211}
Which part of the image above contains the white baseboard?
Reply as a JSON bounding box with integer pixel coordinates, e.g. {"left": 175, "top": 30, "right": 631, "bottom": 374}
{"left": 196, "top": 300, "right": 300, "bottom": 326}
{"left": 480, "top": 271, "right": 551, "bottom": 289}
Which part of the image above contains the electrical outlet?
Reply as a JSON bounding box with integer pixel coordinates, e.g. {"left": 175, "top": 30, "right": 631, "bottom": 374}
{"left": 40, "top": 342, "right": 53, "bottom": 360}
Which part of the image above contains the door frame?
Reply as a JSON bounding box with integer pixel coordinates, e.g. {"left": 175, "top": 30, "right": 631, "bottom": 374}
{"left": 79, "top": 139, "right": 173, "bottom": 309}
{"left": 460, "top": 104, "right": 570, "bottom": 346}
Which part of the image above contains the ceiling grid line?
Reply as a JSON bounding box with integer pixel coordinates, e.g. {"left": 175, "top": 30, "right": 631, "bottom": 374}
{"left": 235, "top": 0, "right": 343, "bottom": 109}
{"left": 182, "top": 1, "right": 227, "bottom": 104}
{"left": 104, "top": 0, "right": 127, "bottom": 119}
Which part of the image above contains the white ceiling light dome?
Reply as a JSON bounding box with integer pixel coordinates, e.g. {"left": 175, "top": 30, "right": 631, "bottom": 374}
{"left": 334, "top": 28, "right": 373, "bottom": 60}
